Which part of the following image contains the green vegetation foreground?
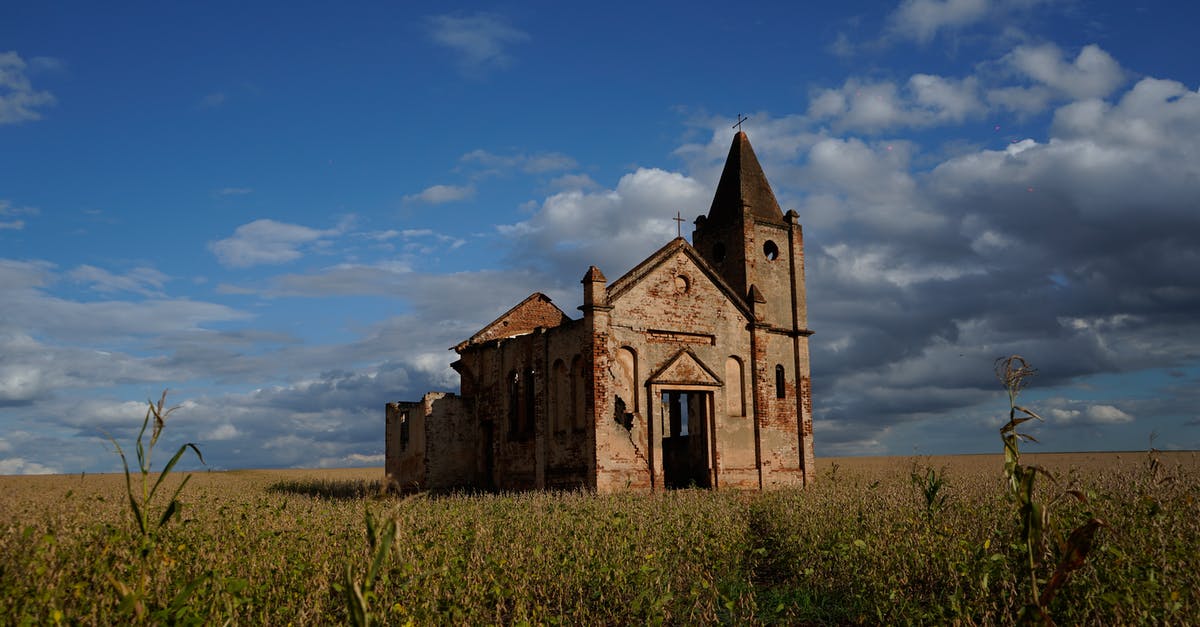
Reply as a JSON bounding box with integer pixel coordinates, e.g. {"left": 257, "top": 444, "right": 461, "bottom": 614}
{"left": 1, "top": 452, "right": 1197, "bottom": 625}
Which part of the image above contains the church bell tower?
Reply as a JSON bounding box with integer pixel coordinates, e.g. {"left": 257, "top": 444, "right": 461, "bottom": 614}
{"left": 692, "top": 131, "right": 808, "bottom": 332}
{"left": 692, "top": 130, "right": 816, "bottom": 485}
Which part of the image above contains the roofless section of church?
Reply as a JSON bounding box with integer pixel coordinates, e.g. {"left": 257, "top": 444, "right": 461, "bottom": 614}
{"left": 386, "top": 130, "right": 815, "bottom": 493}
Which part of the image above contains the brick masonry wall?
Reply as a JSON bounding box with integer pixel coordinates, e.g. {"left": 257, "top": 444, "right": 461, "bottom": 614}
{"left": 385, "top": 400, "right": 426, "bottom": 490}
{"left": 388, "top": 228, "right": 814, "bottom": 492}
{"left": 451, "top": 317, "right": 593, "bottom": 491}
{"left": 602, "top": 248, "right": 766, "bottom": 492}
{"left": 463, "top": 294, "right": 568, "bottom": 347}
{"left": 422, "top": 393, "right": 475, "bottom": 490}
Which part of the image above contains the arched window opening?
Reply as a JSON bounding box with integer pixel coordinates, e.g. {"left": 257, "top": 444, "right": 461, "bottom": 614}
{"left": 616, "top": 347, "right": 638, "bottom": 412}
{"left": 725, "top": 356, "right": 745, "bottom": 416}
{"left": 522, "top": 367, "right": 536, "bottom": 437}
{"left": 508, "top": 370, "right": 521, "bottom": 437}
{"left": 775, "top": 365, "right": 786, "bottom": 399}
{"left": 615, "top": 347, "right": 638, "bottom": 430}
{"left": 552, "top": 359, "right": 568, "bottom": 434}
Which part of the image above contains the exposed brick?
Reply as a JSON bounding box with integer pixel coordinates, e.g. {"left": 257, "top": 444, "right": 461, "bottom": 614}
{"left": 385, "top": 132, "right": 815, "bottom": 493}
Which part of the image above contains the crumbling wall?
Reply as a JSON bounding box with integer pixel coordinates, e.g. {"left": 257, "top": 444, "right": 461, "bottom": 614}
{"left": 385, "top": 400, "right": 426, "bottom": 491}
{"left": 453, "top": 316, "right": 591, "bottom": 491}
{"left": 422, "top": 392, "right": 474, "bottom": 490}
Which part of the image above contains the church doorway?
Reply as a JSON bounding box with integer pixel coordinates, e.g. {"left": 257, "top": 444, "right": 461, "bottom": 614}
{"left": 659, "top": 390, "right": 712, "bottom": 489}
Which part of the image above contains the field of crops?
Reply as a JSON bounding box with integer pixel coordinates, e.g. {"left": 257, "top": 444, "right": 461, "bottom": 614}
{"left": 2, "top": 451, "right": 1197, "bottom": 625}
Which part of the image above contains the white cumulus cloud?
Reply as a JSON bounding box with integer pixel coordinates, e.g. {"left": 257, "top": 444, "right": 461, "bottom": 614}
{"left": 1005, "top": 43, "right": 1127, "bottom": 101}
{"left": 808, "top": 75, "right": 985, "bottom": 132}
{"left": 209, "top": 219, "right": 342, "bottom": 268}
{"left": 0, "top": 457, "right": 58, "bottom": 475}
{"left": 499, "top": 167, "right": 707, "bottom": 280}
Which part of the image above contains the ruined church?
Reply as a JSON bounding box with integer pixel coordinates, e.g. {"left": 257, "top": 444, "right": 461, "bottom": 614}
{"left": 386, "top": 131, "right": 814, "bottom": 492}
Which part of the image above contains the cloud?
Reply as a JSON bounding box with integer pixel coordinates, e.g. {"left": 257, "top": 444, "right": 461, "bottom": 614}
{"left": 498, "top": 167, "right": 708, "bottom": 280}
{"left": 426, "top": 12, "right": 530, "bottom": 75}
{"left": 267, "top": 264, "right": 556, "bottom": 324}
{"left": 0, "top": 51, "right": 57, "bottom": 124}
{"left": 207, "top": 424, "right": 240, "bottom": 441}
{"left": 800, "top": 74, "right": 1200, "bottom": 446}
{"left": 1084, "top": 404, "right": 1134, "bottom": 424}
{"left": 0, "top": 457, "right": 57, "bottom": 475}
{"left": 1046, "top": 400, "right": 1134, "bottom": 425}
{"left": 885, "top": 0, "right": 1051, "bottom": 45}
{"left": 1, "top": 259, "right": 248, "bottom": 347}
{"left": 807, "top": 75, "right": 985, "bottom": 132}
{"left": 1003, "top": 43, "right": 1127, "bottom": 100}
{"left": 69, "top": 265, "right": 169, "bottom": 297}
{"left": 402, "top": 184, "right": 475, "bottom": 205}
{"left": 460, "top": 149, "right": 578, "bottom": 175}
{"left": 209, "top": 219, "right": 342, "bottom": 268}
{"left": 887, "top": 0, "right": 991, "bottom": 43}
{"left": 216, "top": 187, "right": 253, "bottom": 196}
{"left": 548, "top": 173, "right": 599, "bottom": 191}
{"left": 808, "top": 42, "right": 1126, "bottom": 127}
{"left": 0, "top": 200, "right": 39, "bottom": 231}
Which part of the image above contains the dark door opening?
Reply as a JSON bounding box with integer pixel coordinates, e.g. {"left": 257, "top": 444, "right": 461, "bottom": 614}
{"left": 660, "top": 390, "right": 711, "bottom": 489}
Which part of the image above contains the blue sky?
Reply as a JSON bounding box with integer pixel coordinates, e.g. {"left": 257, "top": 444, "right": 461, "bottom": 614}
{"left": 2, "top": 1, "right": 1199, "bottom": 474}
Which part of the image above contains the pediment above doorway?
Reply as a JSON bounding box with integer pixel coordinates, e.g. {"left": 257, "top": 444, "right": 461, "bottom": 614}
{"left": 646, "top": 348, "right": 723, "bottom": 387}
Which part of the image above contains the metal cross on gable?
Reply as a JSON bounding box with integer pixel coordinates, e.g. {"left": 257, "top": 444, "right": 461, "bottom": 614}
{"left": 733, "top": 113, "right": 750, "bottom": 132}
{"left": 673, "top": 211, "right": 686, "bottom": 238}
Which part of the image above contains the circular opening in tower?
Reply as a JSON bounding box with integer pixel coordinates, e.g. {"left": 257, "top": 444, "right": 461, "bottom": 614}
{"left": 763, "top": 240, "right": 780, "bottom": 261}
{"left": 713, "top": 242, "right": 726, "bottom": 263}
{"left": 674, "top": 274, "right": 690, "bottom": 294}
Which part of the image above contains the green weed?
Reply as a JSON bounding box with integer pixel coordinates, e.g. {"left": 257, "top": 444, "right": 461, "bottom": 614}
{"left": 910, "top": 460, "right": 949, "bottom": 523}
{"left": 106, "top": 390, "right": 206, "bottom": 622}
{"left": 996, "top": 355, "right": 1106, "bottom": 625}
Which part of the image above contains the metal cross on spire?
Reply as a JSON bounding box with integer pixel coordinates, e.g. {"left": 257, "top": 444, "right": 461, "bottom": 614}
{"left": 733, "top": 113, "right": 750, "bottom": 132}
{"left": 673, "top": 211, "right": 686, "bottom": 238}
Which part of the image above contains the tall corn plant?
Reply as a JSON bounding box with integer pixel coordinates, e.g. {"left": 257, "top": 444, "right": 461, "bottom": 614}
{"left": 336, "top": 508, "right": 397, "bottom": 627}
{"left": 996, "top": 356, "right": 1105, "bottom": 625}
{"left": 107, "top": 390, "right": 205, "bottom": 621}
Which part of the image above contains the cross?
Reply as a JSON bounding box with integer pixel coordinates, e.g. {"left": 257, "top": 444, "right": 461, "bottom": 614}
{"left": 733, "top": 113, "right": 750, "bottom": 132}
{"left": 673, "top": 211, "right": 686, "bottom": 238}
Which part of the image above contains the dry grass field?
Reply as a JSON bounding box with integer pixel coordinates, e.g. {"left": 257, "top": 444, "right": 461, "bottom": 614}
{"left": 2, "top": 451, "right": 1197, "bottom": 625}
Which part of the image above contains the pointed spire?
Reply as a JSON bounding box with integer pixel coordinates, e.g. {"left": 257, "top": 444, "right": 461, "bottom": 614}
{"left": 706, "top": 131, "right": 784, "bottom": 227}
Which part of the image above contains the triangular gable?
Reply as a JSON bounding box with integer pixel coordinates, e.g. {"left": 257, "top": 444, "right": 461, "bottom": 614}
{"left": 646, "top": 348, "right": 723, "bottom": 387}
{"left": 454, "top": 292, "right": 570, "bottom": 351}
{"left": 606, "top": 237, "right": 753, "bottom": 321}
